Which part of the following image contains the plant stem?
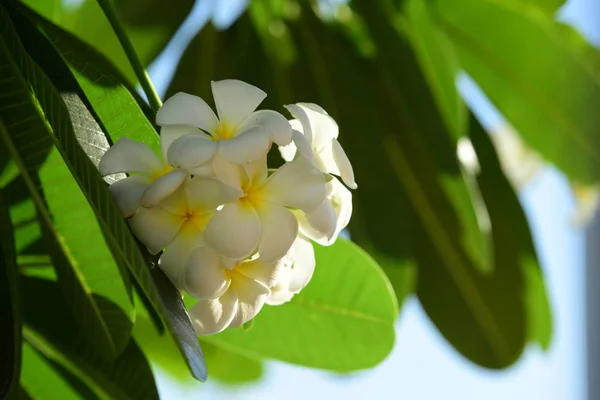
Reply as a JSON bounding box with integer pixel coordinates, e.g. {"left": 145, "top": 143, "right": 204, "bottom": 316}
{"left": 96, "top": 0, "right": 163, "bottom": 112}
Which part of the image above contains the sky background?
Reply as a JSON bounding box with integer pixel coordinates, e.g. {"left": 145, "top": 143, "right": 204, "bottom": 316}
{"left": 143, "top": 0, "right": 600, "bottom": 398}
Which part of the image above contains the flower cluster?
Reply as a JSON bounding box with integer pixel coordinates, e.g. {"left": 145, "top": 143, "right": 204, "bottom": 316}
{"left": 99, "top": 80, "right": 356, "bottom": 335}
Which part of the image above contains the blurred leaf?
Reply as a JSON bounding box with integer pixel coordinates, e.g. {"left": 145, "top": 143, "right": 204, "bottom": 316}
{"left": 200, "top": 239, "right": 398, "bottom": 372}
{"left": 4, "top": 4, "right": 206, "bottom": 380}
{"left": 21, "top": 342, "right": 92, "bottom": 400}
{"left": 402, "top": 0, "right": 466, "bottom": 140}
{"left": 0, "top": 193, "right": 21, "bottom": 399}
{"left": 19, "top": 0, "right": 194, "bottom": 85}
{"left": 202, "top": 342, "right": 263, "bottom": 385}
{"left": 468, "top": 115, "right": 552, "bottom": 349}
{"left": 0, "top": 12, "right": 134, "bottom": 359}
{"left": 21, "top": 276, "right": 158, "bottom": 400}
{"left": 436, "top": 0, "right": 600, "bottom": 184}
{"left": 516, "top": 0, "right": 566, "bottom": 14}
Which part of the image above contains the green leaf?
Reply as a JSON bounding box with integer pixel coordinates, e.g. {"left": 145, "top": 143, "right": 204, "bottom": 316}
{"left": 20, "top": 6, "right": 161, "bottom": 153}
{"left": 513, "top": 0, "right": 566, "bottom": 14}
{"left": 436, "top": 0, "right": 600, "bottom": 184}
{"left": 401, "top": 0, "right": 466, "bottom": 140}
{"left": 134, "top": 312, "right": 263, "bottom": 386}
{"left": 2, "top": 4, "right": 206, "bottom": 380}
{"left": 0, "top": 13, "right": 134, "bottom": 359}
{"left": 21, "top": 341, "right": 91, "bottom": 400}
{"left": 0, "top": 192, "right": 22, "bottom": 399}
{"left": 21, "top": 276, "right": 159, "bottom": 400}
{"left": 468, "top": 115, "right": 552, "bottom": 349}
{"left": 19, "top": 0, "right": 194, "bottom": 86}
{"left": 201, "top": 239, "right": 398, "bottom": 372}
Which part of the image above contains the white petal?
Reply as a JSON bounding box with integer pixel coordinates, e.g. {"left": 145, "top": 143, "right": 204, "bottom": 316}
{"left": 236, "top": 258, "right": 283, "bottom": 288}
{"left": 217, "top": 126, "right": 271, "bottom": 163}
{"left": 266, "top": 287, "right": 294, "bottom": 306}
{"left": 189, "top": 290, "right": 237, "bottom": 336}
{"left": 258, "top": 157, "right": 327, "bottom": 212}
{"left": 158, "top": 227, "right": 204, "bottom": 288}
{"left": 204, "top": 201, "right": 261, "bottom": 260}
{"left": 301, "top": 198, "right": 337, "bottom": 242}
{"left": 332, "top": 139, "right": 357, "bottom": 189}
{"left": 244, "top": 156, "right": 269, "bottom": 187}
{"left": 211, "top": 80, "right": 266, "bottom": 127}
{"left": 296, "top": 103, "right": 339, "bottom": 147}
{"left": 287, "top": 235, "right": 316, "bottom": 293}
{"left": 108, "top": 175, "right": 149, "bottom": 218}
{"left": 256, "top": 202, "right": 298, "bottom": 264}
{"left": 284, "top": 104, "right": 313, "bottom": 144}
{"left": 212, "top": 156, "right": 248, "bottom": 188}
{"left": 141, "top": 169, "right": 188, "bottom": 208}
{"left": 156, "top": 92, "right": 219, "bottom": 132}
{"left": 184, "top": 247, "right": 231, "bottom": 300}
{"left": 238, "top": 110, "right": 292, "bottom": 146}
{"left": 227, "top": 273, "right": 270, "bottom": 329}
{"left": 128, "top": 206, "right": 182, "bottom": 254}
{"left": 99, "top": 137, "right": 163, "bottom": 176}
{"left": 167, "top": 133, "right": 219, "bottom": 169}
{"left": 160, "top": 125, "right": 204, "bottom": 159}
{"left": 185, "top": 176, "right": 243, "bottom": 210}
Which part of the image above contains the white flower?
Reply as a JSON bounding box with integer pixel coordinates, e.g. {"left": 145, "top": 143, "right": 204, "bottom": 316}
{"left": 203, "top": 155, "right": 329, "bottom": 263}
{"left": 280, "top": 103, "right": 355, "bottom": 244}
{"left": 128, "top": 176, "right": 243, "bottom": 286}
{"left": 156, "top": 80, "right": 292, "bottom": 172}
{"left": 571, "top": 183, "right": 600, "bottom": 227}
{"left": 99, "top": 138, "right": 188, "bottom": 217}
{"left": 267, "top": 235, "right": 316, "bottom": 306}
{"left": 186, "top": 247, "right": 282, "bottom": 335}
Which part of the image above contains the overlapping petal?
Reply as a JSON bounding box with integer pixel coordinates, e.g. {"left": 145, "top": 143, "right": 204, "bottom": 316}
{"left": 256, "top": 202, "right": 298, "bottom": 263}
{"left": 128, "top": 206, "right": 183, "bottom": 254}
{"left": 158, "top": 226, "right": 205, "bottom": 288}
{"left": 189, "top": 290, "right": 238, "bottom": 336}
{"left": 205, "top": 201, "right": 261, "bottom": 260}
{"left": 167, "top": 133, "right": 218, "bottom": 169}
{"left": 108, "top": 175, "right": 149, "bottom": 218}
{"left": 239, "top": 109, "right": 293, "bottom": 146}
{"left": 156, "top": 92, "right": 219, "bottom": 132}
{"left": 227, "top": 273, "right": 271, "bottom": 329}
{"left": 212, "top": 80, "right": 266, "bottom": 127}
{"left": 184, "top": 247, "right": 231, "bottom": 300}
{"left": 99, "top": 137, "right": 163, "bottom": 176}
{"left": 140, "top": 169, "right": 188, "bottom": 208}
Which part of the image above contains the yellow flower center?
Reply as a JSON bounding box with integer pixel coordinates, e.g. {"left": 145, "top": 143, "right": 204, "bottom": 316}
{"left": 213, "top": 122, "right": 236, "bottom": 140}
{"left": 182, "top": 210, "right": 210, "bottom": 232}
{"left": 149, "top": 163, "right": 173, "bottom": 181}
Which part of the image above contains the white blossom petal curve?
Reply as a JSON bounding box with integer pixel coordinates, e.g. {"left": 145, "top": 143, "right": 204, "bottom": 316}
{"left": 160, "top": 125, "right": 204, "bottom": 159}
{"left": 256, "top": 202, "right": 298, "bottom": 263}
{"left": 211, "top": 80, "right": 266, "bottom": 127}
{"left": 108, "top": 175, "right": 149, "bottom": 218}
{"left": 128, "top": 206, "right": 182, "bottom": 254}
{"left": 218, "top": 126, "right": 271, "bottom": 163}
{"left": 99, "top": 138, "right": 163, "bottom": 176}
{"left": 236, "top": 258, "right": 283, "bottom": 288}
{"left": 259, "top": 157, "right": 327, "bottom": 212}
{"left": 156, "top": 92, "right": 219, "bottom": 132}
{"left": 141, "top": 169, "right": 188, "bottom": 208}
{"left": 332, "top": 139, "right": 357, "bottom": 189}
{"left": 204, "top": 201, "right": 261, "bottom": 260}
{"left": 227, "top": 274, "right": 270, "bottom": 329}
{"left": 184, "top": 247, "right": 231, "bottom": 300}
{"left": 239, "top": 109, "right": 292, "bottom": 146}
{"left": 185, "top": 176, "right": 243, "bottom": 210}
{"left": 158, "top": 226, "right": 204, "bottom": 288}
{"left": 301, "top": 198, "right": 337, "bottom": 242}
{"left": 287, "top": 236, "right": 316, "bottom": 293}
{"left": 189, "top": 290, "right": 238, "bottom": 335}
{"left": 167, "top": 133, "right": 219, "bottom": 169}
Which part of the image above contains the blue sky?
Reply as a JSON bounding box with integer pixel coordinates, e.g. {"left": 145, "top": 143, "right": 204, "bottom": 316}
{"left": 147, "top": 0, "right": 599, "bottom": 398}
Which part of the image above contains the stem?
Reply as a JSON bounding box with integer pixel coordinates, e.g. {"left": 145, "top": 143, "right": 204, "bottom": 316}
{"left": 96, "top": 0, "right": 163, "bottom": 112}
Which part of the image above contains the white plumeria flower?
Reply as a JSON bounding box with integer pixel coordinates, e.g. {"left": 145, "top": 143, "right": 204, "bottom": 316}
{"left": 156, "top": 79, "right": 292, "bottom": 173}
{"left": 267, "top": 235, "right": 316, "bottom": 306}
{"left": 280, "top": 103, "right": 355, "bottom": 244}
{"left": 128, "top": 176, "right": 243, "bottom": 287}
{"left": 187, "top": 247, "right": 283, "bottom": 335}
{"left": 99, "top": 138, "right": 188, "bottom": 217}
{"left": 203, "top": 155, "right": 329, "bottom": 264}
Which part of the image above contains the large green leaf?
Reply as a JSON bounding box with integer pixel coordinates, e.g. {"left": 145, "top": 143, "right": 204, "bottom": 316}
{"left": 0, "top": 14, "right": 134, "bottom": 359}
{"left": 0, "top": 192, "right": 21, "bottom": 399}
{"left": 435, "top": 0, "right": 600, "bottom": 184}
{"left": 19, "top": 0, "right": 194, "bottom": 85}
{"left": 468, "top": 115, "right": 552, "bottom": 349}
{"left": 200, "top": 239, "right": 398, "bottom": 372}
{"left": 21, "top": 276, "right": 159, "bottom": 400}
{"left": 3, "top": 4, "right": 206, "bottom": 379}
{"left": 20, "top": 342, "right": 91, "bottom": 400}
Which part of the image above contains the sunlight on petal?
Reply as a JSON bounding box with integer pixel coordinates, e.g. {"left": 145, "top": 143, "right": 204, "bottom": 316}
{"left": 99, "top": 137, "right": 162, "bottom": 176}
{"left": 189, "top": 290, "right": 238, "bottom": 336}
{"left": 211, "top": 80, "right": 266, "bottom": 127}
{"left": 156, "top": 92, "right": 219, "bottom": 132}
